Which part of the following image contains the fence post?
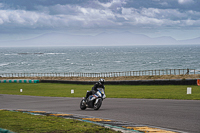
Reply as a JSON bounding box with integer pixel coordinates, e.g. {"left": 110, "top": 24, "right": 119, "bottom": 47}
{"left": 1, "top": 68, "right": 196, "bottom": 78}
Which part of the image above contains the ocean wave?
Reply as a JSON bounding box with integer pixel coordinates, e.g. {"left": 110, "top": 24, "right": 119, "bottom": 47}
{"left": 18, "top": 53, "right": 44, "bottom": 55}
{"left": 0, "top": 45, "right": 200, "bottom": 73}
{"left": 4, "top": 54, "right": 18, "bottom": 56}
{"left": 148, "top": 60, "right": 162, "bottom": 64}
{"left": 0, "top": 63, "right": 9, "bottom": 67}
{"left": 114, "top": 61, "right": 122, "bottom": 63}
{"left": 45, "top": 53, "right": 66, "bottom": 55}
{"left": 190, "top": 69, "right": 200, "bottom": 72}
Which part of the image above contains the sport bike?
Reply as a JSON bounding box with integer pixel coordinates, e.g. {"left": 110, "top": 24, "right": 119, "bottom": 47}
{"left": 80, "top": 88, "right": 106, "bottom": 110}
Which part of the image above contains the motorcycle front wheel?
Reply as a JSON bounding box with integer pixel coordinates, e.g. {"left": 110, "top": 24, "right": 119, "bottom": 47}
{"left": 80, "top": 100, "right": 86, "bottom": 110}
{"left": 94, "top": 98, "right": 102, "bottom": 110}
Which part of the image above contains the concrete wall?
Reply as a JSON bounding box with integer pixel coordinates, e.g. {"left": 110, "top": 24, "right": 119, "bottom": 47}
{"left": 41, "top": 79, "right": 198, "bottom": 85}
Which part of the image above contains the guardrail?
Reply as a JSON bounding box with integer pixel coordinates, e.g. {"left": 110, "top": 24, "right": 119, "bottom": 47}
{"left": 0, "top": 69, "right": 198, "bottom": 78}
{"left": 0, "top": 79, "right": 39, "bottom": 83}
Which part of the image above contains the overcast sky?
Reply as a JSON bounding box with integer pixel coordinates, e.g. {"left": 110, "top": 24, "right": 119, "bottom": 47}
{"left": 0, "top": 0, "right": 200, "bottom": 42}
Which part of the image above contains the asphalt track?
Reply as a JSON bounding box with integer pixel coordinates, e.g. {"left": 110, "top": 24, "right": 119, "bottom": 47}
{"left": 1, "top": 94, "right": 200, "bottom": 133}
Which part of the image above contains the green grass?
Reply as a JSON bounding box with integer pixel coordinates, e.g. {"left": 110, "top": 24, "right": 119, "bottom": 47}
{"left": 109, "top": 85, "right": 200, "bottom": 100}
{"left": 0, "top": 83, "right": 199, "bottom": 132}
{"left": 0, "top": 110, "right": 118, "bottom": 133}
{"left": 0, "top": 83, "right": 200, "bottom": 100}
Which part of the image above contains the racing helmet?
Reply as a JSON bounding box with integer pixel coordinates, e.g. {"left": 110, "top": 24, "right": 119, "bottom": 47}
{"left": 99, "top": 78, "right": 105, "bottom": 85}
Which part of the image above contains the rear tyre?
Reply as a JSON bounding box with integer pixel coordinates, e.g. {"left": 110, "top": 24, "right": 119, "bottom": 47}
{"left": 94, "top": 99, "right": 102, "bottom": 110}
{"left": 80, "top": 100, "right": 86, "bottom": 110}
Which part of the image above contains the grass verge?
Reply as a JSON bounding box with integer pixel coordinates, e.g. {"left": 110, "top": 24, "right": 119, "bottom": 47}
{"left": 0, "top": 110, "right": 119, "bottom": 133}
{"left": 0, "top": 83, "right": 200, "bottom": 100}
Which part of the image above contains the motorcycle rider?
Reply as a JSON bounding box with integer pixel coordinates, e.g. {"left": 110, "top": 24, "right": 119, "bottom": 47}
{"left": 84, "top": 78, "right": 105, "bottom": 101}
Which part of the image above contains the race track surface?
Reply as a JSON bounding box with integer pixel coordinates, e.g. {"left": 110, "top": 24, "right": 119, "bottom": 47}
{"left": 1, "top": 94, "right": 200, "bottom": 133}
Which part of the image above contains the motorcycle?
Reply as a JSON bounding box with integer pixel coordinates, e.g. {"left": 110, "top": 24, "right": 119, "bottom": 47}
{"left": 80, "top": 88, "right": 106, "bottom": 110}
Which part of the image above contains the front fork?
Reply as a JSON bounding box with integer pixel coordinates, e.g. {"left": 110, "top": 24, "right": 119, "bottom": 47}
{"left": 94, "top": 99, "right": 99, "bottom": 105}
{"left": 95, "top": 98, "right": 102, "bottom": 104}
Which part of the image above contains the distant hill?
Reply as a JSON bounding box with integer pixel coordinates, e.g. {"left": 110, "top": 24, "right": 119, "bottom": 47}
{"left": 0, "top": 32, "right": 200, "bottom": 47}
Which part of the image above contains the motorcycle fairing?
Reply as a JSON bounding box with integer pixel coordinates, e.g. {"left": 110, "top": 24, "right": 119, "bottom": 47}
{"left": 87, "top": 100, "right": 95, "bottom": 108}
{"left": 89, "top": 94, "right": 98, "bottom": 101}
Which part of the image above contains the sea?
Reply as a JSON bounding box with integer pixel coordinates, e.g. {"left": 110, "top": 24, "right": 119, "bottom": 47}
{"left": 0, "top": 45, "right": 200, "bottom": 74}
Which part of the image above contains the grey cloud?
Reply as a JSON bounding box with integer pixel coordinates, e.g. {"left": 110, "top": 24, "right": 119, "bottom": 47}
{"left": 119, "top": 7, "right": 200, "bottom": 27}
{"left": 2, "top": 0, "right": 200, "bottom": 12}
{"left": 2, "top": 0, "right": 89, "bottom": 10}
{"left": 36, "top": 4, "right": 82, "bottom": 15}
{"left": 0, "top": 0, "right": 200, "bottom": 33}
{"left": 178, "top": 0, "right": 194, "bottom": 4}
{"left": 139, "top": 8, "right": 200, "bottom": 21}
{"left": 125, "top": 0, "right": 200, "bottom": 12}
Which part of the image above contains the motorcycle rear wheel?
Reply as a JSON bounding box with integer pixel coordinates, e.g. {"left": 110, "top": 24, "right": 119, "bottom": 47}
{"left": 94, "top": 98, "right": 102, "bottom": 110}
{"left": 80, "top": 100, "right": 86, "bottom": 110}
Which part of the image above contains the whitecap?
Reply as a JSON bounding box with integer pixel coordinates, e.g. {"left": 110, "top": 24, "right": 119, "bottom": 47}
{"left": 149, "top": 61, "right": 159, "bottom": 64}
{"left": 190, "top": 70, "right": 200, "bottom": 73}
{"left": 4, "top": 54, "right": 18, "bottom": 56}
{"left": 45, "top": 53, "right": 55, "bottom": 55}
{"left": 0, "top": 63, "right": 9, "bottom": 67}
{"left": 114, "top": 61, "right": 121, "bottom": 63}
{"left": 45, "top": 53, "right": 66, "bottom": 55}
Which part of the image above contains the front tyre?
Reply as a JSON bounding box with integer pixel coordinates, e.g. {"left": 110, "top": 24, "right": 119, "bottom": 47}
{"left": 94, "top": 98, "right": 102, "bottom": 110}
{"left": 80, "top": 100, "right": 86, "bottom": 110}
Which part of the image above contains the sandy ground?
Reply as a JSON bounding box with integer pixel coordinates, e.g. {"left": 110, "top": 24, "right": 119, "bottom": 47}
{"left": 1, "top": 74, "right": 200, "bottom": 81}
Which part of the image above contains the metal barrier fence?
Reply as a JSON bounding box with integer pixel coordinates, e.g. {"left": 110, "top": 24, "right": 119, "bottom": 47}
{"left": 0, "top": 69, "right": 198, "bottom": 78}
{"left": 0, "top": 79, "right": 39, "bottom": 83}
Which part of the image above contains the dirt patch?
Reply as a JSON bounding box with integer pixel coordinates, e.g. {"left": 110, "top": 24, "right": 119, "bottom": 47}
{"left": 1, "top": 74, "right": 200, "bottom": 81}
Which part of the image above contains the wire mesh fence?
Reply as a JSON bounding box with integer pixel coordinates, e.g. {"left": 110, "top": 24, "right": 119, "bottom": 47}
{"left": 0, "top": 69, "right": 197, "bottom": 78}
